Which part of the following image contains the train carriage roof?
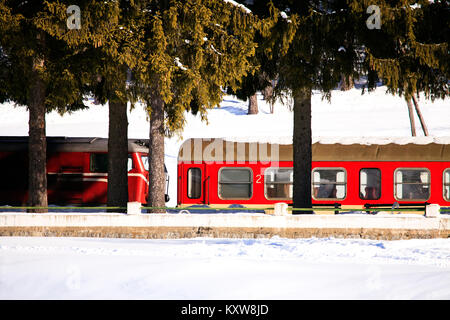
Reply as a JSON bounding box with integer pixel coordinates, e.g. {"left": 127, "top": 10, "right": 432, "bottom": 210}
{"left": 178, "top": 137, "right": 450, "bottom": 162}
{"left": 0, "top": 137, "right": 149, "bottom": 153}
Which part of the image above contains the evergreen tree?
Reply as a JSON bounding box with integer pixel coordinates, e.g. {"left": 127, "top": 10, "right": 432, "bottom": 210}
{"left": 38, "top": 0, "right": 259, "bottom": 212}
{"left": 225, "top": 1, "right": 297, "bottom": 115}
{"left": 0, "top": 1, "right": 88, "bottom": 212}
{"left": 235, "top": 0, "right": 448, "bottom": 211}
{"left": 135, "top": 0, "right": 259, "bottom": 212}
{"left": 257, "top": 1, "right": 361, "bottom": 212}
{"left": 356, "top": 0, "right": 449, "bottom": 136}
{"left": 40, "top": 0, "right": 147, "bottom": 210}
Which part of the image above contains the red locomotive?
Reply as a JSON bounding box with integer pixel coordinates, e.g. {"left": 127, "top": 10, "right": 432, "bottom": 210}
{"left": 177, "top": 138, "right": 450, "bottom": 211}
{"left": 0, "top": 136, "right": 169, "bottom": 206}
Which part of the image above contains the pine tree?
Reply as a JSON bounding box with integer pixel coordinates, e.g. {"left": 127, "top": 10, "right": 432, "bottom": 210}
{"left": 357, "top": 0, "right": 449, "bottom": 136}
{"left": 40, "top": 0, "right": 147, "bottom": 211}
{"left": 0, "top": 1, "right": 88, "bottom": 212}
{"left": 258, "top": 1, "right": 361, "bottom": 212}
{"left": 225, "top": 1, "right": 297, "bottom": 115}
{"left": 37, "top": 0, "right": 258, "bottom": 212}
{"left": 135, "top": 0, "right": 259, "bottom": 212}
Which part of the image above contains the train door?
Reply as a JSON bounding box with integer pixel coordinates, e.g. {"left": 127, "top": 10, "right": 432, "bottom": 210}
{"left": 182, "top": 164, "right": 208, "bottom": 205}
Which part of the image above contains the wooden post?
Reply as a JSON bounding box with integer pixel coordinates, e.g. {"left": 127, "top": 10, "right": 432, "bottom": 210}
{"left": 406, "top": 98, "right": 416, "bottom": 136}
{"left": 412, "top": 94, "right": 429, "bottom": 136}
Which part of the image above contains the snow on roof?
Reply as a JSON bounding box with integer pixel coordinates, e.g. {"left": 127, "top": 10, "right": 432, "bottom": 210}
{"left": 0, "top": 137, "right": 149, "bottom": 153}
{"left": 178, "top": 137, "right": 450, "bottom": 162}
{"left": 223, "top": 136, "right": 450, "bottom": 146}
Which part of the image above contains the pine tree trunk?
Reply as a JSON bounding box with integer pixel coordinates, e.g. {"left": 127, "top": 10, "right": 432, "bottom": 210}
{"left": 147, "top": 92, "right": 166, "bottom": 213}
{"left": 412, "top": 95, "right": 429, "bottom": 136}
{"left": 263, "top": 85, "right": 273, "bottom": 101}
{"left": 406, "top": 98, "right": 417, "bottom": 136}
{"left": 107, "top": 98, "right": 129, "bottom": 212}
{"left": 340, "top": 74, "right": 354, "bottom": 91}
{"left": 263, "top": 84, "right": 274, "bottom": 113}
{"left": 247, "top": 94, "right": 258, "bottom": 114}
{"left": 27, "top": 57, "right": 48, "bottom": 213}
{"left": 292, "top": 87, "right": 312, "bottom": 214}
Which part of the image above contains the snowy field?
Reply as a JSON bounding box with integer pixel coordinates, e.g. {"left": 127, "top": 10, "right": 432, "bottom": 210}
{"left": 1, "top": 85, "right": 449, "bottom": 300}
{"left": 1, "top": 236, "right": 449, "bottom": 300}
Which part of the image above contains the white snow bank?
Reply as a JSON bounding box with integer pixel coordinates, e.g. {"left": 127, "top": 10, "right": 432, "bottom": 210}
{"left": 0, "top": 236, "right": 449, "bottom": 299}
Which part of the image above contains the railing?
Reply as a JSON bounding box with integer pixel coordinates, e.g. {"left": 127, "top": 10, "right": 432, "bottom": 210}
{"left": 1, "top": 204, "right": 446, "bottom": 216}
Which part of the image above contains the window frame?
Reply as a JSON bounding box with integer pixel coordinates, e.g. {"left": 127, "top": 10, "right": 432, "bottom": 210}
{"left": 393, "top": 167, "right": 431, "bottom": 201}
{"left": 187, "top": 167, "right": 202, "bottom": 199}
{"left": 311, "top": 167, "right": 347, "bottom": 201}
{"left": 217, "top": 167, "right": 253, "bottom": 200}
{"left": 443, "top": 168, "right": 450, "bottom": 202}
{"left": 264, "top": 167, "right": 293, "bottom": 200}
{"left": 359, "top": 168, "right": 382, "bottom": 200}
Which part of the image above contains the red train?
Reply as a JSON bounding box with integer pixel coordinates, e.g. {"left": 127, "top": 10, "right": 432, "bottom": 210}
{"left": 0, "top": 136, "right": 169, "bottom": 206}
{"left": 1, "top": 136, "right": 449, "bottom": 212}
{"left": 177, "top": 138, "right": 450, "bottom": 211}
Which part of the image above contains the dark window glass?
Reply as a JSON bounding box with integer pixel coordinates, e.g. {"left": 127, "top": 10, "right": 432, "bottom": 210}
{"left": 218, "top": 168, "right": 252, "bottom": 199}
{"left": 444, "top": 169, "right": 450, "bottom": 201}
{"left": 312, "top": 168, "right": 346, "bottom": 200}
{"left": 187, "top": 168, "right": 202, "bottom": 199}
{"left": 395, "top": 169, "right": 430, "bottom": 200}
{"left": 360, "top": 169, "right": 381, "bottom": 200}
{"left": 90, "top": 154, "right": 108, "bottom": 173}
{"left": 265, "top": 168, "right": 293, "bottom": 199}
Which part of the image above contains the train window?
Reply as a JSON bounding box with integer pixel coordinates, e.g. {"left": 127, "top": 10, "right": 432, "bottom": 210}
{"left": 141, "top": 155, "right": 167, "bottom": 174}
{"left": 394, "top": 168, "right": 430, "bottom": 201}
{"left": 187, "top": 168, "right": 202, "bottom": 199}
{"left": 444, "top": 169, "right": 450, "bottom": 201}
{"left": 265, "top": 167, "right": 293, "bottom": 200}
{"left": 90, "top": 153, "right": 108, "bottom": 173}
{"left": 312, "top": 168, "right": 346, "bottom": 200}
{"left": 127, "top": 155, "right": 133, "bottom": 172}
{"left": 360, "top": 169, "right": 381, "bottom": 200}
{"left": 141, "top": 155, "right": 149, "bottom": 171}
{"left": 218, "top": 168, "right": 252, "bottom": 199}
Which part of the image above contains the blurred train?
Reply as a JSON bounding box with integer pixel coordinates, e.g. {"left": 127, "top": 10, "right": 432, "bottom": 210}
{"left": 0, "top": 136, "right": 169, "bottom": 205}
{"left": 1, "top": 136, "right": 449, "bottom": 212}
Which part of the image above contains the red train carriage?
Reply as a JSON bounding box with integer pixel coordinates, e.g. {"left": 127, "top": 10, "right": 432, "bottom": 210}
{"left": 177, "top": 138, "right": 450, "bottom": 211}
{"left": 0, "top": 136, "right": 169, "bottom": 206}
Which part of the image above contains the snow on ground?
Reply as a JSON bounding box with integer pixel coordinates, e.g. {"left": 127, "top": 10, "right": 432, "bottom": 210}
{"left": 1, "top": 85, "right": 449, "bottom": 300}
{"left": 1, "top": 236, "right": 449, "bottom": 300}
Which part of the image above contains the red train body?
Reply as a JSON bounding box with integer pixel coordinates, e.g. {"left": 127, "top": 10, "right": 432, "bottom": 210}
{"left": 177, "top": 138, "right": 450, "bottom": 210}
{"left": 0, "top": 137, "right": 168, "bottom": 206}
{"left": 1, "top": 136, "right": 449, "bottom": 211}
